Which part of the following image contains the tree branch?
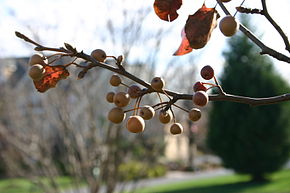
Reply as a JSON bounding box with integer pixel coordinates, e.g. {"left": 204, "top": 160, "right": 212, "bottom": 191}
{"left": 261, "top": 0, "right": 290, "bottom": 53}
{"left": 217, "top": 0, "right": 290, "bottom": 64}
{"left": 15, "top": 31, "right": 290, "bottom": 107}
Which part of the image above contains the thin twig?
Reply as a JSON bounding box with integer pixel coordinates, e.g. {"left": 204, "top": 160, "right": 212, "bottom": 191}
{"left": 216, "top": 1, "right": 290, "bottom": 64}
{"left": 261, "top": 0, "right": 290, "bottom": 53}
{"left": 15, "top": 31, "right": 290, "bottom": 106}
{"left": 172, "top": 104, "right": 189, "bottom": 113}
{"left": 233, "top": 0, "right": 246, "bottom": 17}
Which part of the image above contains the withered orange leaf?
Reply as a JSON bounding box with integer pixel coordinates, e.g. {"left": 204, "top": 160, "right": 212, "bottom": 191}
{"left": 185, "top": 4, "right": 219, "bottom": 50}
{"left": 173, "top": 28, "right": 193, "bottom": 56}
{"left": 154, "top": 0, "right": 182, "bottom": 22}
{"left": 33, "top": 65, "right": 69, "bottom": 93}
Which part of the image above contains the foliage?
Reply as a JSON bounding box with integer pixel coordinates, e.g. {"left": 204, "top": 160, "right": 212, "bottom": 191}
{"left": 207, "top": 18, "right": 290, "bottom": 180}
{"left": 118, "top": 161, "right": 167, "bottom": 182}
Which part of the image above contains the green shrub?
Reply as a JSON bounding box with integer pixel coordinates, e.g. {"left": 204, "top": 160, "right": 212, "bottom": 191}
{"left": 118, "top": 161, "right": 167, "bottom": 181}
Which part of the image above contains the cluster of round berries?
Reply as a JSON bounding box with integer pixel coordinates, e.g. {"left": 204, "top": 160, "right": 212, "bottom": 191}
{"left": 192, "top": 65, "right": 216, "bottom": 119}
{"left": 106, "top": 74, "right": 203, "bottom": 135}
{"left": 27, "top": 53, "right": 48, "bottom": 81}
{"left": 219, "top": 0, "right": 240, "bottom": 37}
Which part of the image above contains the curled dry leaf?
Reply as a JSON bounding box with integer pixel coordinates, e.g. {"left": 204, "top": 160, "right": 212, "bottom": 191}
{"left": 174, "top": 4, "right": 219, "bottom": 56}
{"left": 153, "top": 0, "right": 182, "bottom": 22}
{"left": 173, "top": 28, "right": 193, "bottom": 56}
{"left": 185, "top": 4, "right": 219, "bottom": 49}
{"left": 33, "top": 65, "right": 70, "bottom": 93}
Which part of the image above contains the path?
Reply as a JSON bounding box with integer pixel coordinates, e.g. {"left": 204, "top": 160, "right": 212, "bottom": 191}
{"left": 62, "top": 168, "right": 233, "bottom": 193}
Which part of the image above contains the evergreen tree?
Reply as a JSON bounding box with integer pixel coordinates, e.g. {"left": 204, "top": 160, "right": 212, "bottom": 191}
{"left": 207, "top": 18, "right": 290, "bottom": 181}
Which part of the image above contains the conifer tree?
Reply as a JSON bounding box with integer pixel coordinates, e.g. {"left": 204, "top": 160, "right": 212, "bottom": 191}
{"left": 207, "top": 18, "right": 290, "bottom": 181}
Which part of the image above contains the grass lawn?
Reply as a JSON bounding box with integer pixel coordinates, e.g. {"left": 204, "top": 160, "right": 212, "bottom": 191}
{"left": 0, "top": 176, "right": 78, "bottom": 193}
{"left": 137, "top": 169, "right": 290, "bottom": 193}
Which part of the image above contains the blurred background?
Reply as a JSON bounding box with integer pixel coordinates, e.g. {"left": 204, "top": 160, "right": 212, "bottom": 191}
{"left": 0, "top": 0, "right": 290, "bottom": 193}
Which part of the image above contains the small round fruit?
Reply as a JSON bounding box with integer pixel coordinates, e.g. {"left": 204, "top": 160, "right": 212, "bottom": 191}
{"left": 139, "top": 105, "right": 155, "bottom": 120}
{"left": 91, "top": 49, "right": 107, "bottom": 62}
{"left": 28, "top": 64, "right": 45, "bottom": 81}
{"left": 128, "top": 84, "right": 141, "bottom": 99}
{"left": 108, "top": 107, "right": 126, "bottom": 124}
{"left": 126, "top": 116, "right": 145, "bottom": 133}
{"left": 200, "top": 65, "right": 214, "bottom": 80}
{"left": 113, "top": 92, "right": 130, "bottom": 107}
{"left": 106, "top": 92, "right": 115, "bottom": 103}
{"left": 110, "top": 74, "right": 122, "bottom": 87}
{"left": 29, "top": 53, "right": 47, "bottom": 65}
{"left": 159, "top": 110, "right": 172, "bottom": 124}
{"left": 193, "top": 91, "right": 209, "bottom": 107}
{"left": 219, "top": 16, "right": 239, "bottom": 37}
{"left": 170, "top": 123, "right": 183, "bottom": 135}
{"left": 193, "top": 81, "right": 207, "bottom": 92}
{"left": 151, "top": 77, "right": 165, "bottom": 91}
{"left": 221, "top": 0, "right": 231, "bottom": 2}
{"left": 188, "top": 108, "right": 202, "bottom": 122}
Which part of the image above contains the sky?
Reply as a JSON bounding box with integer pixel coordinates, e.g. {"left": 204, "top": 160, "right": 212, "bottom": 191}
{"left": 0, "top": 0, "right": 289, "bottom": 81}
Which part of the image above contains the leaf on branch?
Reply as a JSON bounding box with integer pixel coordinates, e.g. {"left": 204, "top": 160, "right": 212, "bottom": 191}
{"left": 185, "top": 4, "right": 219, "bottom": 49}
{"left": 173, "top": 28, "right": 192, "bottom": 56}
{"left": 153, "top": 0, "right": 182, "bottom": 22}
{"left": 174, "top": 4, "right": 219, "bottom": 56}
{"left": 33, "top": 65, "right": 70, "bottom": 93}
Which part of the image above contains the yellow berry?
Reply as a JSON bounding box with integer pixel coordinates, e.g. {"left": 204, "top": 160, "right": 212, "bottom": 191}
{"left": 170, "top": 123, "right": 183, "bottom": 135}
{"left": 91, "top": 49, "right": 107, "bottom": 62}
{"left": 28, "top": 64, "right": 45, "bottom": 81}
{"left": 106, "top": 92, "right": 115, "bottom": 103}
{"left": 151, "top": 77, "right": 165, "bottom": 91}
{"left": 139, "top": 105, "right": 155, "bottom": 120}
{"left": 128, "top": 84, "right": 141, "bottom": 99}
{"left": 29, "top": 53, "right": 47, "bottom": 65}
{"left": 219, "top": 16, "right": 239, "bottom": 37}
{"left": 110, "top": 74, "right": 122, "bottom": 87}
{"left": 113, "top": 92, "right": 130, "bottom": 107}
{"left": 188, "top": 108, "right": 201, "bottom": 122}
{"left": 159, "top": 110, "right": 172, "bottom": 124}
{"left": 127, "top": 116, "right": 145, "bottom": 133}
{"left": 108, "top": 107, "right": 126, "bottom": 124}
{"left": 193, "top": 91, "right": 209, "bottom": 107}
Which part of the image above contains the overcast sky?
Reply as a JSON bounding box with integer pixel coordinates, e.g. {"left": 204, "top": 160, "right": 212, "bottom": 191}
{"left": 0, "top": 0, "right": 289, "bottom": 79}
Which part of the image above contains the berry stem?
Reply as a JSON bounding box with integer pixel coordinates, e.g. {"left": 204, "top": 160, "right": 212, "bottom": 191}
{"left": 120, "top": 82, "right": 130, "bottom": 88}
{"left": 133, "top": 97, "right": 140, "bottom": 116}
{"left": 124, "top": 107, "right": 141, "bottom": 113}
{"left": 234, "top": 0, "right": 246, "bottom": 17}
{"left": 202, "top": 82, "right": 217, "bottom": 87}
{"left": 172, "top": 104, "right": 189, "bottom": 113}
{"left": 106, "top": 56, "right": 117, "bottom": 60}
{"left": 155, "top": 105, "right": 167, "bottom": 112}
{"left": 152, "top": 102, "right": 168, "bottom": 109}
{"left": 64, "top": 57, "right": 78, "bottom": 67}
{"left": 162, "top": 89, "right": 172, "bottom": 100}
{"left": 170, "top": 107, "right": 176, "bottom": 123}
{"left": 136, "top": 95, "right": 143, "bottom": 115}
{"left": 47, "top": 53, "right": 70, "bottom": 59}
{"left": 156, "top": 93, "right": 163, "bottom": 108}
{"left": 213, "top": 75, "right": 225, "bottom": 95}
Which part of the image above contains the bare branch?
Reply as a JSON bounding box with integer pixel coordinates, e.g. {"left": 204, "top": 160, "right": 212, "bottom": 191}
{"left": 210, "top": 93, "right": 290, "bottom": 106}
{"left": 217, "top": 0, "right": 290, "bottom": 64}
{"left": 261, "top": 0, "right": 290, "bottom": 53}
{"left": 15, "top": 32, "right": 290, "bottom": 107}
